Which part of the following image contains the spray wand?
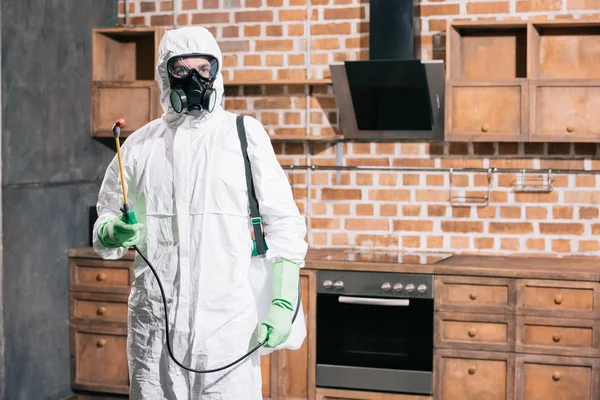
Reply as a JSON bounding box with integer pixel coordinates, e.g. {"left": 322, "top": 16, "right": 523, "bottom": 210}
{"left": 110, "top": 118, "right": 271, "bottom": 374}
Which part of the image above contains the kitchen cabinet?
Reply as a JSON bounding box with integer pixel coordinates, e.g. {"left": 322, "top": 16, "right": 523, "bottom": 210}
{"left": 445, "top": 20, "right": 600, "bottom": 142}
{"left": 90, "top": 27, "right": 165, "bottom": 138}
{"left": 434, "top": 274, "right": 600, "bottom": 400}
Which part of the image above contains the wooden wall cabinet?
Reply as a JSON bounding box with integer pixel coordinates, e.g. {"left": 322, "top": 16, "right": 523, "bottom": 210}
{"left": 445, "top": 20, "right": 600, "bottom": 142}
{"left": 434, "top": 274, "right": 600, "bottom": 399}
{"left": 91, "top": 28, "right": 165, "bottom": 138}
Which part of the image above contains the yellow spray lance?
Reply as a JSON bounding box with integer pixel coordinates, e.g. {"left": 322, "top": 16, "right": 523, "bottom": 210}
{"left": 110, "top": 118, "right": 270, "bottom": 373}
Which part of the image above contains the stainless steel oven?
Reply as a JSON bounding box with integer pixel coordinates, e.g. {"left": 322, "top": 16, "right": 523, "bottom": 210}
{"left": 315, "top": 251, "right": 450, "bottom": 396}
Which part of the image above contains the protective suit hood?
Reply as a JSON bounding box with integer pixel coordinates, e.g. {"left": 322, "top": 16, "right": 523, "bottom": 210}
{"left": 156, "top": 26, "right": 224, "bottom": 124}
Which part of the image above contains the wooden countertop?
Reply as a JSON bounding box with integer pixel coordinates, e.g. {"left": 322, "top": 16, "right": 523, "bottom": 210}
{"left": 68, "top": 247, "right": 600, "bottom": 282}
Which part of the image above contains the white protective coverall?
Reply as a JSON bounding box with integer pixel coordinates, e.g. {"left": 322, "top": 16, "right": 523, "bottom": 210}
{"left": 93, "top": 26, "right": 308, "bottom": 399}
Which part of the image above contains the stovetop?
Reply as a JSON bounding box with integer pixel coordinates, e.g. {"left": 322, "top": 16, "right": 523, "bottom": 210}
{"left": 321, "top": 250, "right": 453, "bottom": 265}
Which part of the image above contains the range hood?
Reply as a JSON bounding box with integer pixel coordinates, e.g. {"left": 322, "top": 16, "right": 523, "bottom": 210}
{"left": 330, "top": 0, "right": 445, "bottom": 141}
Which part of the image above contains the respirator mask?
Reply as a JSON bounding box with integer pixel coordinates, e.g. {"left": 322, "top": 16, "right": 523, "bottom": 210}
{"left": 167, "top": 54, "right": 219, "bottom": 114}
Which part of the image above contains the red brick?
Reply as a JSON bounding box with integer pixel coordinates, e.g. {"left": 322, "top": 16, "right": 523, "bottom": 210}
{"left": 564, "top": 191, "right": 600, "bottom": 204}
{"left": 333, "top": 204, "right": 350, "bottom": 215}
{"left": 568, "top": 0, "right": 600, "bottom": 10}
{"left": 379, "top": 173, "right": 397, "bottom": 186}
{"left": 467, "top": 1, "right": 510, "bottom": 14}
{"left": 403, "top": 236, "right": 421, "bottom": 248}
{"left": 428, "top": 19, "right": 448, "bottom": 32}
{"left": 356, "top": 234, "right": 398, "bottom": 248}
{"left": 324, "top": 6, "right": 366, "bottom": 20}
{"left": 403, "top": 174, "right": 420, "bottom": 186}
{"left": 421, "top": 4, "right": 460, "bottom": 16}
{"left": 380, "top": 204, "right": 398, "bottom": 217}
{"left": 222, "top": 26, "right": 239, "bottom": 38}
{"left": 243, "top": 54, "right": 261, "bottom": 66}
{"left": 526, "top": 206, "right": 548, "bottom": 219}
{"left": 489, "top": 222, "right": 534, "bottom": 234}
{"left": 266, "top": 24, "right": 283, "bottom": 36}
{"left": 255, "top": 40, "right": 294, "bottom": 51}
{"left": 576, "top": 174, "right": 595, "bottom": 187}
{"left": 356, "top": 173, "right": 373, "bottom": 186}
{"left": 345, "top": 218, "right": 389, "bottom": 231}
{"left": 369, "top": 190, "right": 411, "bottom": 202}
{"left": 552, "top": 239, "right": 571, "bottom": 253}
{"left": 500, "top": 207, "right": 522, "bottom": 219}
{"left": 289, "top": 0, "right": 306, "bottom": 5}
{"left": 356, "top": 204, "right": 374, "bottom": 216}
{"left": 441, "top": 221, "right": 484, "bottom": 233}
{"left": 254, "top": 97, "right": 292, "bottom": 109}
{"left": 515, "top": 192, "right": 559, "bottom": 203}
{"left": 310, "top": 218, "right": 340, "bottom": 229}
{"left": 160, "top": 1, "right": 174, "bottom": 11}
{"left": 475, "top": 237, "right": 495, "bottom": 249}
{"left": 553, "top": 206, "right": 574, "bottom": 219}
{"left": 540, "top": 223, "right": 584, "bottom": 235}
{"left": 393, "top": 220, "right": 434, "bottom": 232}
{"left": 322, "top": 188, "right": 362, "bottom": 200}
{"left": 235, "top": 10, "right": 274, "bottom": 23}
{"left": 312, "top": 38, "right": 340, "bottom": 50}
{"left": 346, "top": 158, "right": 390, "bottom": 167}
{"left": 233, "top": 69, "right": 273, "bottom": 81}
{"left": 266, "top": 0, "right": 282, "bottom": 5}
{"left": 141, "top": 2, "right": 156, "bottom": 12}
{"left": 245, "top": 0, "right": 262, "bottom": 6}
{"left": 451, "top": 237, "right": 471, "bottom": 249}
{"left": 428, "top": 205, "right": 447, "bottom": 217}
{"left": 192, "top": 12, "right": 230, "bottom": 24}
{"left": 579, "top": 240, "right": 600, "bottom": 252}
{"left": 376, "top": 143, "right": 396, "bottom": 155}
{"left": 332, "top": 233, "right": 349, "bottom": 246}
{"left": 416, "top": 190, "right": 448, "bottom": 202}
{"left": 279, "top": 9, "right": 307, "bottom": 21}
{"left": 477, "top": 207, "right": 496, "bottom": 218}
{"left": 150, "top": 14, "right": 173, "bottom": 25}
{"left": 501, "top": 238, "right": 520, "bottom": 251}
{"left": 517, "top": 0, "right": 564, "bottom": 12}
{"left": 288, "top": 24, "right": 305, "bottom": 36}
{"left": 288, "top": 54, "right": 305, "bottom": 65}
{"left": 428, "top": 236, "right": 444, "bottom": 249}
{"left": 579, "top": 207, "right": 599, "bottom": 219}
{"left": 426, "top": 174, "right": 445, "bottom": 186}
{"left": 402, "top": 205, "right": 422, "bottom": 217}
{"left": 527, "top": 238, "right": 546, "bottom": 251}
{"left": 452, "top": 208, "right": 470, "bottom": 218}
{"left": 345, "top": 36, "right": 369, "bottom": 49}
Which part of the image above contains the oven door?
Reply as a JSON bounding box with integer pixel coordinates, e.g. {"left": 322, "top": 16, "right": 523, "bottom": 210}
{"left": 316, "top": 293, "right": 434, "bottom": 395}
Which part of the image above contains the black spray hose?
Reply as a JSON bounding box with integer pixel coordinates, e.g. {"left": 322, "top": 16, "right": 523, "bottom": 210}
{"left": 132, "top": 244, "right": 301, "bottom": 374}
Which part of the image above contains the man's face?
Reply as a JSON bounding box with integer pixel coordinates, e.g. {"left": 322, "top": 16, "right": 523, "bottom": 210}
{"left": 171, "top": 56, "right": 212, "bottom": 79}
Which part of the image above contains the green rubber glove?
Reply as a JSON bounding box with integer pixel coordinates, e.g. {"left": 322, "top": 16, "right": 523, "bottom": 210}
{"left": 258, "top": 259, "right": 300, "bottom": 348}
{"left": 98, "top": 211, "right": 144, "bottom": 249}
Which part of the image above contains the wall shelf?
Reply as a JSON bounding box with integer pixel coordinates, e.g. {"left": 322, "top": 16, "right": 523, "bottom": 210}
{"left": 224, "top": 78, "right": 332, "bottom": 86}
{"left": 269, "top": 134, "right": 343, "bottom": 142}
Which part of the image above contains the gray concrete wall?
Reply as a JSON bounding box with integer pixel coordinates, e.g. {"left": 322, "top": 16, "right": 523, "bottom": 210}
{"left": 1, "top": 0, "right": 118, "bottom": 398}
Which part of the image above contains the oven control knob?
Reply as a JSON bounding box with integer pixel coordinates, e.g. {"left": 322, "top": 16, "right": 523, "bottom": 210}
{"left": 393, "top": 283, "right": 403, "bottom": 292}
{"left": 381, "top": 282, "right": 391, "bottom": 291}
{"left": 323, "top": 280, "right": 333, "bottom": 289}
{"left": 405, "top": 283, "right": 415, "bottom": 292}
{"left": 417, "top": 284, "right": 428, "bottom": 293}
{"left": 333, "top": 280, "right": 344, "bottom": 290}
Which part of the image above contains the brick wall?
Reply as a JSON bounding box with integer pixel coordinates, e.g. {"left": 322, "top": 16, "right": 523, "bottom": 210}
{"left": 118, "top": 0, "right": 600, "bottom": 257}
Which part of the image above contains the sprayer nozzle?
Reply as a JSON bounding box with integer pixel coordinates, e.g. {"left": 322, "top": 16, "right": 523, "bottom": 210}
{"left": 112, "top": 118, "right": 126, "bottom": 138}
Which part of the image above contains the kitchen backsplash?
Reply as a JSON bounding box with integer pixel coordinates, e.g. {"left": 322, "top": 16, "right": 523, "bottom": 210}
{"left": 118, "top": 0, "right": 600, "bottom": 256}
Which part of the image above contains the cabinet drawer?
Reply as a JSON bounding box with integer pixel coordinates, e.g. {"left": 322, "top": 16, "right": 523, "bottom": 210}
{"left": 530, "top": 80, "right": 600, "bottom": 142}
{"left": 435, "top": 276, "right": 515, "bottom": 314}
{"left": 434, "top": 349, "right": 515, "bottom": 400}
{"left": 70, "top": 292, "right": 129, "bottom": 326}
{"left": 515, "top": 354, "right": 600, "bottom": 400}
{"left": 70, "top": 325, "right": 129, "bottom": 394}
{"left": 516, "top": 316, "right": 600, "bottom": 357}
{"left": 516, "top": 279, "right": 600, "bottom": 319}
{"left": 70, "top": 257, "right": 134, "bottom": 294}
{"left": 446, "top": 80, "right": 528, "bottom": 141}
{"left": 435, "top": 312, "right": 515, "bottom": 352}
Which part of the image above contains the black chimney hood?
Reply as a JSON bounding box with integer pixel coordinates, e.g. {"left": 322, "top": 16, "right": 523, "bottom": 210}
{"left": 330, "top": 0, "right": 445, "bottom": 141}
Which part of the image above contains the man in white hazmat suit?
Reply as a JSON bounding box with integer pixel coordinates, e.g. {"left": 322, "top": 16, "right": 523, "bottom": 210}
{"left": 93, "top": 26, "right": 308, "bottom": 399}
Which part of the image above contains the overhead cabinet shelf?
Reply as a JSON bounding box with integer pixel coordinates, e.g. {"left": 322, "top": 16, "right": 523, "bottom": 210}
{"left": 445, "top": 20, "right": 600, "bottom": 143}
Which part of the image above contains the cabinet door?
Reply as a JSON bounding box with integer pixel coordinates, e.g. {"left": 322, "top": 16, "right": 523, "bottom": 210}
{"left": 70, "top": 324, "right": 129, "bottom": 395}
{"left": 515, "top": 354, "right": 600, "bottom": 400}
{"left": 91, "top": 81, "right": 161, "bottom": 138}
{"left": 277, "top": 270, "right": 315, "bottom": 400}
{"left": 530, "top": 80, "right": 600, "bottom": 142}
{"left": 435, "top": 312, "right": 515, "bottom": 352}
{"left": 261, "top": 354, "right": 272, "bottom": 399}
{"left": 445, "top": 80, "right": 528, "bottom": 141}
{"left": 434, "top": 349, "right": 515, "bottom": 400}
{"left": 435, "top": 276, "right": 515, "bottom": 315}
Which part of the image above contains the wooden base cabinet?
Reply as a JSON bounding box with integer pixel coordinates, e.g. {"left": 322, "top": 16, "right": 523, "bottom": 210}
{"left": 434, "top": 274, "right": 600, "bottom": 400}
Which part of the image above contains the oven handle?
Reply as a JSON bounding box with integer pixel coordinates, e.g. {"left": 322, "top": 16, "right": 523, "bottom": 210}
{"left": 338, "top": 296, "right": 410, "bottom": 306}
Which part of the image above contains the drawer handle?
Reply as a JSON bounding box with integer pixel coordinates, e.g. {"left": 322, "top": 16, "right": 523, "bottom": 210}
{"left": 552, "top": 371, "right": 561, "bottom": 382}
{"left": 469, "top": 292, "right": 478, "bottom": 300}
{"left": 481, "top": 124, "right": 489, "bottom": 133}
{"left": 552, "top": 334, "right": 561, "bottom": 343}
{"left": 96, "top": 273, "right": 107, "bottom": 282}
{"left": 566, "top": 125, "right": 574, "bottom": 133}
{"left": 96, "top": 307, "right": 107, "bottom": 316}
{"left": 468, "top": 366, "right": 477, "bottom": 375}
{"left": 468, "top": 328, "right": 477, "bottom": 338}
{"left": 554, "top": 295, "right": 563, "bottom": 305}
{"left": 96, "top": 339, "right": 107, "bottom": 348}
